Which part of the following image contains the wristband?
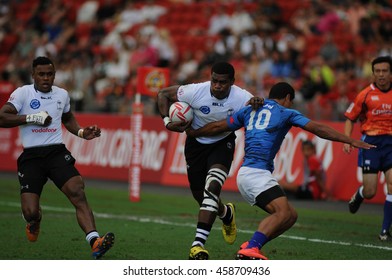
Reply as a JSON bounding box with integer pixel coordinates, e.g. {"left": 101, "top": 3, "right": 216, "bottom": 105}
{"left": 163, "top": 116, "right": 171, "bottom": 127}
{"left": 77, "top": 129, "right": 84, "bottom": 138}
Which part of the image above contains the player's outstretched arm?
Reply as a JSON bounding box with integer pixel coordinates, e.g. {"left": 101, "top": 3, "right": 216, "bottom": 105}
{"left": 186, "top": 119, "right": 229, "bottom": 137}
{"left": 303, "top": 120, "right": 375, "bottom": 149}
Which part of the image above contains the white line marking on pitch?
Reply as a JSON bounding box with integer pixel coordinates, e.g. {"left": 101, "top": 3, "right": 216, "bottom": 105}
{"left": 1, "top": 201, "right": 391, "bottom": 251}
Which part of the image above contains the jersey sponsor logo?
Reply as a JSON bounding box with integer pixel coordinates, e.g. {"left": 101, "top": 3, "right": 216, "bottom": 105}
{"left": 371, "top": 96, "right": 379, "bottom": 101}
{"left": 40, "top": 96, "right": 52, "bottom": 99}
{"left": 31, "top": 127, "right": 58, "bottom": 133}
{"left": 199, "top": 106, "right": 210, "bottom": 114}
{"left": 30, "top": 99, "right": 40, "bottom": 109}
{"left": 212, "top": 102, "right": 224, "bottom": 107}
{"left": 371, "top": 103, "right": 392, "bottom": 115}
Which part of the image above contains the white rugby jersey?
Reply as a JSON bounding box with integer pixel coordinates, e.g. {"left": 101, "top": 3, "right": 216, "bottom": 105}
{"left": 7, "top": 84, "right": 71, "bottom": 148}
{"left": 177, "top": 81, "right": 253, "bottom": 144}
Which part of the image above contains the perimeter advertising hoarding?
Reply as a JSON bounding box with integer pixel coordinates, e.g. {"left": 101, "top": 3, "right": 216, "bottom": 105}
{"left": 0, "top": 114, "right": 386, "bottom": 204}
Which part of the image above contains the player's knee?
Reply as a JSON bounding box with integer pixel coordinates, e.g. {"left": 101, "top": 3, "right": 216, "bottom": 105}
{"left": 278, "top": 207, "right": 297, "bottom": 228}
{"left": 63, "top": 183, "right": 87, "bottom": 205}
{"left": 288, "top": 208, "right": 298, "bottom": 227}
{"left": 362, "top": 188, "right": 376, "bottom": 199}
{"left": 200, "top": 189, "right": 219, "bottom": 213}
{"left": 205, "top": 168, "right": 227, "bottom": 192}
{"left": 21, "top": 207, "right": 40, "bottom": 222}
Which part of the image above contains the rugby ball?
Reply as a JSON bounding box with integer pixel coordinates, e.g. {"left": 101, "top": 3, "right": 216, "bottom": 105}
{"left": 169, "top": 101, "right": 193, "bottom": 122}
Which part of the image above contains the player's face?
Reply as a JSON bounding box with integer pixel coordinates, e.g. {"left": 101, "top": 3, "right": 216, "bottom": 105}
{"left": 32, "top": 64, "right": 55, "bottom": 93}
{"left": 373, "top": 62, "right": 391, "bottom": 90}
{"left": 210, "top": 73, "right": 234, "bottom": 99}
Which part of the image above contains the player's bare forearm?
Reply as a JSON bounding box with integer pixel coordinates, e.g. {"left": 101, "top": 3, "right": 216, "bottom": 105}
{"left": 186, "top": 120, "right": 229, "bottom": 137}
{"left": 157, "top": 86, "right": 180, "bottom": 117}
{"left": 0, "top": 104, "right": 28, "bottom": 127}
{"left": 62, "top": 111, "right": 81, "bottom": 136}
{"left": 304, "top": 121, "right": 375, "bottom": 149}
{"left": 344, "top": 119, "right": 355, "bottom": 137}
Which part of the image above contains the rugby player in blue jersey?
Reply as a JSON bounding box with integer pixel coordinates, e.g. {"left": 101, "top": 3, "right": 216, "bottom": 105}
{"left": 186, "top": 82, "right": 375, "bottom": 260}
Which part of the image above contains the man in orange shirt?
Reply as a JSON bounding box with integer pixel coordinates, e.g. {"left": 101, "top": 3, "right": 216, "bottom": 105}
{"left": 343, "top": 56, "right": 392, "bottom": 241}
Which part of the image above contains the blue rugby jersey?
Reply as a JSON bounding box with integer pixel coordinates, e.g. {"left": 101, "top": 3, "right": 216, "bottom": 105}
{"left": 227, "top": 99, "right": 310, "bottom": 172}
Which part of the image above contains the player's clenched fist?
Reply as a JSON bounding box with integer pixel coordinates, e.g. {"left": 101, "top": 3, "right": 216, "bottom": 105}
{"left": 26, "top": 111, "right": 52, "bottom": 126}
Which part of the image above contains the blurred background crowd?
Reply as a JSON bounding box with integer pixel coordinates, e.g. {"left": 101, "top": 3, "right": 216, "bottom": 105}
{"left": 0, "top": 0, "right": 391, "bottom": 120}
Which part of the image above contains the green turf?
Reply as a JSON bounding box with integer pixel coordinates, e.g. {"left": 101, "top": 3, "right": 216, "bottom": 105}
{"left": 0, "top": 177, "right": 391, "bottom": 260}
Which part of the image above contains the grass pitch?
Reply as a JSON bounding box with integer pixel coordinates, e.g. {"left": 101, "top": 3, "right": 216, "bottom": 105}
{"left": 0, "top": 174, "right": 391, "bottom": 260}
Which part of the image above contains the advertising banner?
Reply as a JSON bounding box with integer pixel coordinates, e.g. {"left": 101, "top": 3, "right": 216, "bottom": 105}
{"left": 0, "top": 115, "right": 386, "bottom": 204}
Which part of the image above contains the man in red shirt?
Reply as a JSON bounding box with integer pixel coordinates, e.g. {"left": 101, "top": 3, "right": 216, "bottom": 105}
{"left": 281, "top": 140, "right": 327, "bottom": 200}
{"left": 343, "top": 56, "right": 392, "bottom": 241}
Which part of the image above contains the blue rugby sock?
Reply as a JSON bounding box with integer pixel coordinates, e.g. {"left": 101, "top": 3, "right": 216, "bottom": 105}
{"left": 247, "top": 231, "right": 269, "bottom": 249}
{"left": 381, "top": 199, "right": 392, "bottom": 233}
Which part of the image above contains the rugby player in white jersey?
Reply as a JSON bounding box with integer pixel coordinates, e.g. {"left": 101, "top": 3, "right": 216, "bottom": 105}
{"left": 187, "top": 82, "right": 374, "bottom": 259}
{"left": 158, "top": 61, "right": 263, "bottom": 259}
{"left": 0, "top": 56, "right": 114, "bottom": 259}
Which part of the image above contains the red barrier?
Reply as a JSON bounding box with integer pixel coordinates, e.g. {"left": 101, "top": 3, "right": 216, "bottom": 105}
{"left": 0, "top": 114, "right": 387, "bottom": 204}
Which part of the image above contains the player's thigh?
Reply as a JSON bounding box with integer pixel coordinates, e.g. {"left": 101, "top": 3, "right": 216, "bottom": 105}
{"left": 184, "top": 137, "right": 209, "bottom": 191}
{"left": 237, "top": 166, "right": 282, "bottom": 207}
{"left": 17, "top": 153, "right": 47, "bottom": 196}
{"left": 46, "top": 147, "right": 80, "bottom": 190}
{"left": 61, "top": 175, "right": 86, "bottom": 203}
{"left": 207, "top": 135, "right": 235, "bottom": 172}
{"left": 263, "top": 195, "right": 293, "bottom": 216}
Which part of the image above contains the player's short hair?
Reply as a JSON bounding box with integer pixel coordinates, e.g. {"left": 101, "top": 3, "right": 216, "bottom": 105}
{"left": 371, "top": 56, "right": 392, "bottom": 72}
{"left": 32, "top": 56, "right": 54, "bottom": 69}
{"left": 268, "top": 82, "right": 295, "bottom": 101}
{"left": 211, "top": 61, "right": 235, "bottom": 80}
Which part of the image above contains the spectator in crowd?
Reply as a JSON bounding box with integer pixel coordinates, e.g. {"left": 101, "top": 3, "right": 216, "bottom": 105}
{"left": 4, "top": 1, "right": 392, "bottom": 116}
{"left": 208, "top": 6, "right": 231, "bottom": 36}
{"left": 319, "top": 32, "right": 340, "bottom": 67}
{"left": 282, "top": 140, "right": 328, "bottom": 200}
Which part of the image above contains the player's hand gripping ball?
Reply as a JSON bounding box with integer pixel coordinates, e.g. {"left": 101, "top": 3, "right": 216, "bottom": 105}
{"left": 169, "top": 101, "right": 193, "bottom": 122}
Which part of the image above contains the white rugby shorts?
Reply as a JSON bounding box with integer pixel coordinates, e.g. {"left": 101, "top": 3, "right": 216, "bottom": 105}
{"left": 237, "top": 166, "right": 279, "bottom": 205}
